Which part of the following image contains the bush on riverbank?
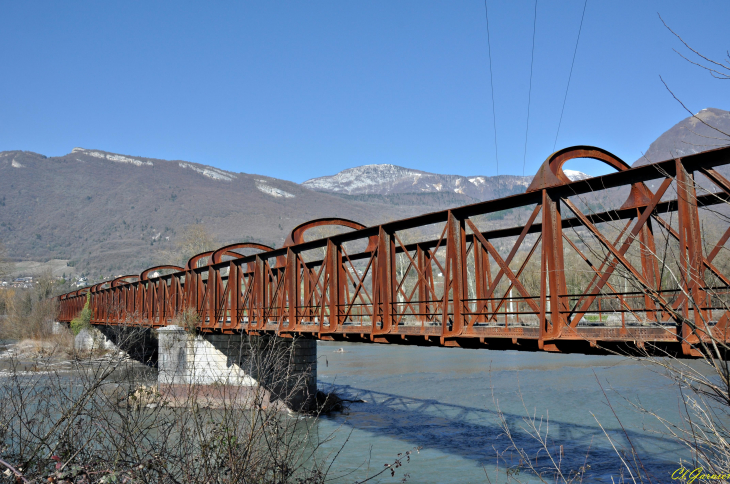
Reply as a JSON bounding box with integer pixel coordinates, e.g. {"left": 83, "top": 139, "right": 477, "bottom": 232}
{"left": 69, "top": 292, "right": 91, "bottom": 336}
{"left": 172, "top": 306, "right": 201, "bottom": 334}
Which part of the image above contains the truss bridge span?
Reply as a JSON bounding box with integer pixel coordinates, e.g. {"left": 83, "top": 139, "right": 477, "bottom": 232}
{"left": 57, "top": 146, "right": 730, "bottom": 358}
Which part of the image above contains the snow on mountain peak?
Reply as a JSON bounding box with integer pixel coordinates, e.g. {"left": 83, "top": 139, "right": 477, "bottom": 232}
{"left": 73, "top": 148, "right": 154, "bottom": 167}
{"left": 178, "top": 162, "right": 237, "bottom": 181}
{"left": 302, "top": 164, "right": 429, "bottom": 194}
{"left": 563, "top": 169, "right": 590, "bottom": 181}
{"left": 302, "top": 162, "right": 534, "bottom": 200}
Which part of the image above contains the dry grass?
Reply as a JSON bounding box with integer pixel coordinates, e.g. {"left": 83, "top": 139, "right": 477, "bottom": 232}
{"left": 8, "top": 335, "right": 74, "bottom": 359}
{"left": 172, "top": 307, "right": 201, "bottom": 334}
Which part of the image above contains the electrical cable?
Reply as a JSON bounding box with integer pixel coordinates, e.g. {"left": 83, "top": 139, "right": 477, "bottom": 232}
{"left": 553, "top": 0, "right": 588, "bottom": 152}
{"left": 522, "top": 0, "right": 538, "bottom": 176}
{"left": 484, "top": 0, "right": 499, "bottom": 176}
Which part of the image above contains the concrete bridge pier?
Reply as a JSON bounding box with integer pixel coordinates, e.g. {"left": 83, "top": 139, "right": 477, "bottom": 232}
{"left": 157, "top": 327, "right": 317, "bottom": 412}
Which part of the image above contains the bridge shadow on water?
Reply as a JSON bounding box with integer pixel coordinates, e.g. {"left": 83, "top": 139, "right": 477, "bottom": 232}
{"left": 320, "top": 384, "right": 681, "bottom": 482}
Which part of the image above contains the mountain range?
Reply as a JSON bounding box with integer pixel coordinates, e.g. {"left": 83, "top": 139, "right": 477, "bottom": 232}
{"left": 1, "top": 107, "right": 728, "bottom": 280}
{"left": 302, "top": 163, "right": 591, "bottom": 199}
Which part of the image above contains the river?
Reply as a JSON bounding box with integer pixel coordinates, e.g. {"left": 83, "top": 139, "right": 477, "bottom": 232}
{"left": 315, "top": 340, "right": 698, "bottom": 483}
{"left": 0, "top": 339, "right": 703, "bottom": 483}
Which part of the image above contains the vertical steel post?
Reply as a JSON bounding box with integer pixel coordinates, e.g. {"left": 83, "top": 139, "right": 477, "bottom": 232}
{"left": 322, "top": 239, "right": 342, "bottom": 333}
{"left": 286, "top": 248, "right": 298, "bottom": 330}
{"left": 207, "top": 266, "right": 217, "bottom": 328}
{"left": 473, "top": 240, "right": 487, "bottom": 324}
{"left": 442, "top": 211, "right": 466, "bottom": 338}
{"left": 541, "top": 190, "right": 567, "bottom": 338}
{"left": 196, "top": 272, "right": 205, "bottom": 317}
{"left": 639, "top": 220, "right": 660, "bottom": 321}
{"left": 158, "top": 280, "right": 166, "bottom": 325}
{"left": 147, "top": 281, "right": 154, "bottom": 324}
{"left": 254, "top": 255, "right": 266, "bottom": 330}
{"left": 373, "top": 226, "right": 394, "bottom": 335}
{"left": 676, "top": 159, "right": 708, "bottom": 354}
{"left": 417, "top": 245, "right": 430, "bottom": 323}
{"left": 303, "top": 262, "right": 312, "bottom": 323}
{"left": 229, "top": 262, "right": 240, "bottom": 329}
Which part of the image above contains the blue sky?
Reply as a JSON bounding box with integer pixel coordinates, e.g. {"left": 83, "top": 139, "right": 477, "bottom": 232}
{"left": 0, "top": 1, "right": 727, "bottom": 182}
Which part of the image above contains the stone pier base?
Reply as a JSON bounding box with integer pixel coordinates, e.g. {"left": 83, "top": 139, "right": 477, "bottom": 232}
{"left": 74, "top": 327, "right": 120, "bottom": 353}
{"left": 157, "top": 327, "right": 317, "bottom": 412}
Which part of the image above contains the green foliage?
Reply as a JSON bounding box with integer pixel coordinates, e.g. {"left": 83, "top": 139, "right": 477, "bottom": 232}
{"left": 70, "top": 293, "right": 91, "bottom": 335}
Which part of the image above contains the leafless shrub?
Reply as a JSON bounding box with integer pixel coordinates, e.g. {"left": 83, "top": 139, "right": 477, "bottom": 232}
{"left": 0, "top": 272, "right": 73, "bottom": 356}
{"left": 172, "top": 307, "right": 201, "bottom": 334}
{"left": 0, "top": 323, "right": 356, "bottom": 483}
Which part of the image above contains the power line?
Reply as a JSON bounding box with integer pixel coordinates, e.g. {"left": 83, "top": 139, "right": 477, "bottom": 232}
{"left": 484, "top": 0, "right": 499, "bottom": 175}
{"left": 553, "top": 0, "right": 588, "bottom": 152}
{"left": 522, "top": 0, "right": 538, "bottom": 176}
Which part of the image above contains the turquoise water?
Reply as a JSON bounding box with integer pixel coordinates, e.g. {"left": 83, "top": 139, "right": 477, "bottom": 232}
{"left": 315, "top": 341, "right": 697, "bottom": 483}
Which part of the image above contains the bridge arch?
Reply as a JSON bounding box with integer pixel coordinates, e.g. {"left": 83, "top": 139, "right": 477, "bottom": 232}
{"left": 211, "top": 242, "right": 273, "bottom": 265}
{"left": 283, "top": 218, "right": 377, "bottom": 251}
{"left": 186, "top": 251, "right": 215, "bottom": 270}
{"left": 62, "top": 289, "right": 86, "bottom": 300}
{"left": 140, "top": 265, "right": 184, "bottom": 281}
{"left": 277, "top": 217, "right": 377, "bottom": 267}
{"left": 90, "top": 282, "right": 111, "bottom": 293}
{"left": 111, "top": 274, "right": 139, "bottom": 287}
{"left": 526, "top": 145, "right": 653, "bottom": 209}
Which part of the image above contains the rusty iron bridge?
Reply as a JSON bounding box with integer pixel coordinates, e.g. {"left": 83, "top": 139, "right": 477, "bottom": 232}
{"left": 57, "top": 146, "right": 730, "bottom": 357}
